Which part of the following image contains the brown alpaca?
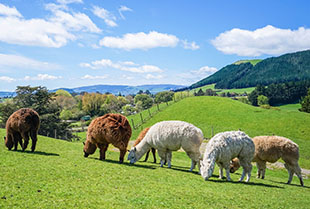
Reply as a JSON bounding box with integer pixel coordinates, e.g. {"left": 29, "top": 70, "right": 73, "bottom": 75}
{"left": 133, "top": 127, "right": 156, "bottom": 163}
{"left": 4, "top": 108, "right": 40, "bottom": 152}
{"left": 230, "top": 136, "right": 304, "bottom": 186}
{"left": 83, "top": 113, "right": 132, "bottom": 163}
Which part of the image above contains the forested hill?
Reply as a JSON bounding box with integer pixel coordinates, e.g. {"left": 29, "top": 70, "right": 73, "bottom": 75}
{"left": 190, "top": 49, "right": 310, "bottom": 89}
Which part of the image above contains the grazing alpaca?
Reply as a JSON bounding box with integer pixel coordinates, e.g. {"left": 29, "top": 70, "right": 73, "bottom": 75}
{"left": 229, "top": 136, "right": 304, "bottom": 186}
{"left": 128, "top": 121, "right": 203, "bottom": 172}
{"left": 133, "top": 127, "right": 157, "bottom": 163}
{"left": 83, "top": 113, "right": 132, "bottom": 163}
{"left": 4, "top": 108, "right": 40, "bottom": 152}
{"left": 200, "top": 131, "right": 254, "bottom": 182}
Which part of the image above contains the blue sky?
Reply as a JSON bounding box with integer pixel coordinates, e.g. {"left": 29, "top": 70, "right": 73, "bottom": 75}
{"left": 0, "top": 0, "right": 310, "bottom": 91}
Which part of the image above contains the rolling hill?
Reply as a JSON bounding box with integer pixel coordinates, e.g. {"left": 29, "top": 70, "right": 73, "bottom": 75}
{"left": 190, "top": 49, "right": 310, "bottom": 89}
{"left": 128, "top": 96, "right": 310, "bottom": 169}
{"left": 1, "top": 96, "right": 310, "bottom": 208}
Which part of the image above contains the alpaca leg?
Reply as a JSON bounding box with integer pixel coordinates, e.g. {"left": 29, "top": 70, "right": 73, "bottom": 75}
{"left": 21, "top": 132, "right": 30, "bottom": 151}
{"left": 284, "top": 163, "right": 294, "bottom": 184}
{"left": 157, "top": 150, "right": 166, "bottom": 167}
{"left": 256, "top": 162, "right": 261, "bottom": 178}
{"left": 167, "top": 151, "right": 172, "bottom": 168}
{"left": 119, "top": 149, "right": 126, "bottom": 163}
{"left": 239, "top": 159, "right": 252, "bottom": 182}
{"left": 151, "top": 148, "right": 157, "bottom": 163}
{"left": 292, "top": 163, "right": 304, "bottom": 186}
{"left": 98, "top": 144, "right": 108, "bottom": 160}
{"left": 143, "top": 150, "right": 150, "bottom": 162}
{"left": 256, "top": 161, "right": 266, "bottom": 179}
{"left": 15, "top": 132, "right": 23, "bottom": 150}
{"left": 223, "top": 163, "right": 231, "bottom": 181}
{"left": 186, "top": 151, "right": 201, "bottom": 173}
{"left": 13, "top": 132, "right": 21, "bottom": 151}
{"left": 30, "top": 130, "right": 38, "bottom": 152}
{"left": 218, "top": 164, "right": 224, "bottom": 179}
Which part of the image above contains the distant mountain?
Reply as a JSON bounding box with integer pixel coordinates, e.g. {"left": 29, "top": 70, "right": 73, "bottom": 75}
{"left": 52, "top": 84, "right": 186, "bottom": 95}
{"left": 0, "top": 91, "right": 16, "bottom": 98}
{"left": 190, "top": 50, "right": 310, "bottom": 89}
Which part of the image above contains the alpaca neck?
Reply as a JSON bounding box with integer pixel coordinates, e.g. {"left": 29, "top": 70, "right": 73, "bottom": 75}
{"left": 134, "top": 139, "right": 151, "bottom": 162}
{"left": 204, "top": 151, "right": 218, "bottom": 179}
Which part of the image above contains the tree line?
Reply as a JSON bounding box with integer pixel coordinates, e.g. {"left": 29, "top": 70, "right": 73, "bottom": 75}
{"left": 0, "top": 86, "right": 175, "bottom": 140}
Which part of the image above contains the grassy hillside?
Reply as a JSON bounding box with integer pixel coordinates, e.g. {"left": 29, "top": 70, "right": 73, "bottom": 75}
{"left": 233, "top": 59, "right": 262, "bottom": 66}
{"left": 129, "top": 97, "right": 310, "bottom": 169}
{"left": 190, "top": 49, "right": 310, "bottom": 89}
{"left": 1, "top": 128, "right": 309, "bottom": 208}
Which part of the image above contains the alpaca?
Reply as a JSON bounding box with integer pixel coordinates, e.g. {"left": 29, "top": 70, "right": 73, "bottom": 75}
{"left": 133, "top": 127, "right": 157, "bottom": 163}
{"left": 128, "top": 121, "right": 203, "bottom": 172}
{"left": 4, "top": 108, "right": 40, "bottom": 152}
{"left": 229, "top": 136, "right": 304, "bottom": 186}
{"left": 83, "top": 113, "right": 132, "bottom": 163}
{"left": 200, "top": 131, "right": 254, "bottom": 182}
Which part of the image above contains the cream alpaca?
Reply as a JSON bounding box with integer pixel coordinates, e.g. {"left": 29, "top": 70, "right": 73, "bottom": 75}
{"left": 230, "top": 135, "right": 304, "bottom": 186}
{"left": 127, "top": 121, "right": 203, "bottom": 172}
{"left": 200, "top": 131, "right": 254, "bottom": 182}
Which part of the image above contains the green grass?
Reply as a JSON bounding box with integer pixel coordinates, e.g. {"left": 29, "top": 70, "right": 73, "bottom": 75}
{"left": 190, "top": 84, "right": 254, "bottom": 94}
{"left": 233, "top": 59, "right": 262, "bottom": 66}
{"left": 128, "top": 96, "right": 310, "bottom": 169}
{"left": 1, "top": 128, "right": 309, "bottom": 208}
{"left": 277, "top": 103, "right": 301, "bottom": 112}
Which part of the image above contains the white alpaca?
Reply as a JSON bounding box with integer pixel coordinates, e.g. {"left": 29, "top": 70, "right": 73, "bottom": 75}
{"left": 200, "top": 131, "right": 255, "bottom": 182}
{"left": 127, "top": 121, "right": 204, "bottom": 172}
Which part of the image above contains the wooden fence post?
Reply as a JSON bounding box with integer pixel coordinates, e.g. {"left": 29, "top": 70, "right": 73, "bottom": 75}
{"left": 131, "top": 119, "right": 135, "bottom": 130}
{"left": 211, "top": 126, "right": 214, "bottom": 137}
{"left": 148, "top": 109, "right": 151, "bottom": 118}
{"left": 140, "top": 113, "right": 144, "bottom": 124}
{"left": 54, "top": 129, "right": 57, "bottom": 139}
{"left": 157, "top": 103, "right": 159, "bottom": 111}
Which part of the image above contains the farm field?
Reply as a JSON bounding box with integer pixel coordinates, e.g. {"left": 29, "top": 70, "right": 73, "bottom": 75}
{"left": 189, "top": 84, "right": 255, "bottom": 94}
{"left": 1, "top": 128, "right": 309, "bottom": 209}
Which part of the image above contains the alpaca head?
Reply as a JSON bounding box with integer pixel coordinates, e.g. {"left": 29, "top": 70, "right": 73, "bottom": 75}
{"left": 127, "top": 147, "right": 137, "bottom": 164}
{"left": 230, "top": 158, "right": 241, "bottom": 173}
{"left": 83, "top": 140, "right": 96, "bottom": 157}
{"left": 4, "top": 136, "right": 13, "bottom": 150}
{"left": 200, "top": 158, "right": 214, "bottom": 180}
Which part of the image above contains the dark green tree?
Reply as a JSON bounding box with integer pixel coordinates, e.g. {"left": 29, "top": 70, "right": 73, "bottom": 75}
{"left": 299, "top": 89, "right": 310, "bottom": 113}
{"left": 155, "top": 91, "right": 174, "bottom": 103}
{"left": 134, "top": 94, "right": 153, "bottom": 109}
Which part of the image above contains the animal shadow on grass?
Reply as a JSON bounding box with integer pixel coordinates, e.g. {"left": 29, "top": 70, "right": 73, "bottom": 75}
{"left": 207, "top": 175, "right": 284, "bottom": 189}
{"left": 15, "top": 150, "right": 59, "bottom": 156}
{"left": 268, "top": 180, "right": 309, "bottom": 188}
{"left": 169, "top": 166, "right": 200, "bottom": 175}
{"left": 90, "top": 157, "right": 156, "bottom": 170}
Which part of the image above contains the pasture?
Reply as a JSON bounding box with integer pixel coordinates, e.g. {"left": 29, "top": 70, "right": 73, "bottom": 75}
{"left": 1, "top": 96, "right": 310, "bottom": 208}
{"left": 0, "top": 129, "right": 309, "bottom": 208}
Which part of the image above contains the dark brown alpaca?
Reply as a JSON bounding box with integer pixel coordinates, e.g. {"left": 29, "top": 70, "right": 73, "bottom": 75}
{"left": 83, "top": 113, "right": 132, "bottom": 163}
{"left": 133, "top": 127, "right": 156, "bottom": 163}
{"left": 4, "top": 108, "right": 40, "bottom": 152}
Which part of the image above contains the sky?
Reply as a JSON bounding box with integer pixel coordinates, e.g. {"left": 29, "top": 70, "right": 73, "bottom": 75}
{"left": 0, "top": 0, "right": 310, "bottom": 91}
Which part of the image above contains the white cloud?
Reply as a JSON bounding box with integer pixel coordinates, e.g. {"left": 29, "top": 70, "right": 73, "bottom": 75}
{"left": 24, "top": 74, "right": 62, "bottom": 81}
{"left": 145, "top": 74, "right": 163, "bottom": 80}
{"left": 0, "top": 76, "right": 16, "bottom": 82}
{"left": 93, "top": 6, "right": 117, "bottom": 27}
{"left": 118, "top": 5, "right": 132, "bottom": 19}
{"left": 182, "top": 40, "right": 200, "bottom": 50}
{"left": 56, "top": 0, "right": 83, "bottom": 4}
{"left": 0, "top": 54, "right": 60, "bottom": 70}
{"left": 81, "top": 74, "right": 108, "bottom": 80}
{"left": 50, "top": 10, "right": 101, "bottom": 33}
{"left": 193, "top": 66, "right": 218, "bottom": 75}
{"left": 179, "top": 65, "right": 218, "bottom": 83}
{"left": 80, "top": 58, "right": 164, "bottom": 73}
{"left": 212, "top": 25, "right": 310, "bottom": 56}
{"left": 99, "top": 31, "right": 179, "bottom": 50}
{"left": 0, "top": 3, "right": 100, "bottom": 48}
{"left": 0, "top": 3, "right": 22, "bottom": 17}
